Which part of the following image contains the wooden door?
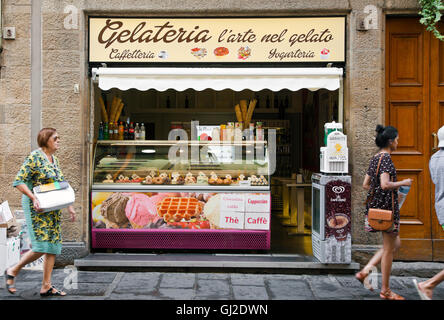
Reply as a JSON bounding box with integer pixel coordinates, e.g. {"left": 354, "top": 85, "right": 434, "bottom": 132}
{"left": 430, "top": 22, "right": 444, "bottom": 261}
{"left": 386, "top": 17, "right": 433, "bottom": 260}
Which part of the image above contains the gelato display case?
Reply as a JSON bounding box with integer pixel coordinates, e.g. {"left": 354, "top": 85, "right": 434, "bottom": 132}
{"left": 90, "top": 140, "right": 271, "bottom": 250}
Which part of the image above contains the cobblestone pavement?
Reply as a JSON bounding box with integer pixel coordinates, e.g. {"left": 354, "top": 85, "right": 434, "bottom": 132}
{"left": 1, "top": 269, "right": 444, "bottom": 300}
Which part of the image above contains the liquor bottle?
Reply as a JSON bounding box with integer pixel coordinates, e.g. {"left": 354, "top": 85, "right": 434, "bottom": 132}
{"left": 124, "top": 122, "right": 129, "bottom": 140}
{"left": 129, "top": 122, "right": 135, "bottom": 140}
{"left": 249, "top": 123, "right": 255, "bottom": 141}
{"left": 113, "top": 121, "right": 118, "bottom": 139}
{"left": 103, "top": 122, "right": 109, "bottom": 140}
{"left": 98, "top": 122, "right": 104, "bottom": 140}
{"left": 108, "top": 122, "right": 114, "bottom": 140}
{"left": 118, "top": 121, "right": 124, "bottom": 140}
{"left": 135, "top": 123, "right": 140, "bottom": 140}
{"left": 140, "top": 123, "right": 146, "bottom": 140}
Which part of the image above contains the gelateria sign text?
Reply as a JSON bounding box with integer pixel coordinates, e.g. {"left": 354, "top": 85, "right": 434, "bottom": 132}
{"left": 89, "top": 17, "right": 345, "bottom": 63}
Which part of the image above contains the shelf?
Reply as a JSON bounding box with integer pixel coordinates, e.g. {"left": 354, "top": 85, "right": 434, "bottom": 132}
{"left": 133, "top": 108, "right": 299, "bottom": 114}
{"left": 92, "top": 184, "right": 270, "bottom": 192}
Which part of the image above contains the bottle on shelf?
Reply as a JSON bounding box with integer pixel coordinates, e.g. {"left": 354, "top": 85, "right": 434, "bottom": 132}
{"left": 140, "top": 123, "right": 146, "bottom": 140}
{"left": 256, "top": 122, "right": 264, "bottom": 141}
{"left": 103, "top": 122, "right": 109, "bottom": 140}
{"left": 98, "top": 122, "right": 104, "bottom": 140}
{"left": 108, "top": 122, "right": 114, "bottom": 140}
{"left": 129, "top": 122, "right": 135, "bottom": 140}
{"left": 113, "top": 121, "right": 118, "bottom": 140}
{"left": 124, "top": 122, "right": 129, "bottom": 140}
{"left": 118, "top": 121, "right": 124, "bottom": 140}
{"left": 135, "top": 123, "right": 140, "bottom": 140}
{"left": 249, "top": 123, "right": 255, "bottom": 141}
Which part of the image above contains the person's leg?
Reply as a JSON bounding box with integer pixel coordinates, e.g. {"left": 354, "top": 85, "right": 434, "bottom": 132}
{"left": 5, "top": 250, "right": 45, "bottom": 293}
{"left": 361, "top": 248, "right": 383, "bottom": 274}
{"left": 40, "top": 253, "right": 66, "bottom": 295}
{"left": 380, "top": 232, "right": 404, "bottom": 298}
{"left": 418, "top": 269, "right": 444, "bottom": 300}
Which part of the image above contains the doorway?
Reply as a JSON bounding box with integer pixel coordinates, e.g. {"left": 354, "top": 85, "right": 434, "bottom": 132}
{"left": 386, "top": 16, "right": 444, "bottom": 261}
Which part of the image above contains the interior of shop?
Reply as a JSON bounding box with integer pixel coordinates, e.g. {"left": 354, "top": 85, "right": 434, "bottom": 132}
{"left": 92, "top": 84, "right": 339, "bottom": 255}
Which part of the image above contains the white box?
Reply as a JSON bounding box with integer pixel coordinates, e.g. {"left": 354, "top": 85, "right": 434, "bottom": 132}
{"left": 0, "top": 236, "right": 21, "bottom": 274}
{"left": 0, "top": 228, "right": 6, "bottom": 246}
{"left": 219, "top": 211, "right": 245, "bottom": 229}
{"left": 220, "top": 193, "right": 245, "bottom": 212}
{"left": 245, "top": 193, "right": 270, "bottom": 213}
{"left": 244, "top": 211, "right": 270, "bottom": 230}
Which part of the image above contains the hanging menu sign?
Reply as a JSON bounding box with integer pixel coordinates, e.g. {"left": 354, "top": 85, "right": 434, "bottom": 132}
{"left": 89, "top": 17, "right": 345, "bottom": 63}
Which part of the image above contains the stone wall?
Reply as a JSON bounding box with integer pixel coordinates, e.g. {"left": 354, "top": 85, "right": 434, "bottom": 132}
{"left": 1, "top": 0, "right": 421, "bottom": 263}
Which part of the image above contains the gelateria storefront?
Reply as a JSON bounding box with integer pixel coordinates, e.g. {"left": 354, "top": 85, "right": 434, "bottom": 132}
{"left": 85, "top": 16, "right": 346, "bottom": 262}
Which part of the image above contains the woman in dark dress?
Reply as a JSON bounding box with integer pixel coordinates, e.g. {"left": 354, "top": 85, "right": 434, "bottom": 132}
{"left": 355, "top": 125, "right": 412, "bottom": 300}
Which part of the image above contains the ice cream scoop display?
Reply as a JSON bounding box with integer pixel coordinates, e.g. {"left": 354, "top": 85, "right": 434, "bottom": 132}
{"left": 91, "top": 140, "right": 271, "bottom": 250}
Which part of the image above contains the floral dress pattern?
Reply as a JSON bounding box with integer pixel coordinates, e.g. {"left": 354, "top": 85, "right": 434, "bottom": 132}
{"left": 13, "top": 149, "right": 65, "bottom": 254}
{"left": 364, "top": 153, "right": 400, "bottom": 234}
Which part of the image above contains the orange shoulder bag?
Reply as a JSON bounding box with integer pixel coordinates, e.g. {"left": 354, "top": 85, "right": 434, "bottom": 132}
{"left": 365, "top": 154, "right": 394, "bottom": 231}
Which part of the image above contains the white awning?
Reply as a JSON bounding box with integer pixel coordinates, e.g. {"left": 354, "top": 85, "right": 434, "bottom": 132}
{"left": 92, "top": 67, "right": 343, "bottom": 92}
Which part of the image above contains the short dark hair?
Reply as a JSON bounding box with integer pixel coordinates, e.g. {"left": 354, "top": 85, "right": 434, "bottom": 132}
{"left": 37, "top": 127, "right": 57, "bottom": 148}
{"left": 375, "top": 125, "right": 398, "bottom": 149}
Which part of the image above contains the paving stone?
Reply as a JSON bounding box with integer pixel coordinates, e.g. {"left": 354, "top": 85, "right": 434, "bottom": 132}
{"left": 232, "top": 285, "right": 269, "bottom": 300}
{"left": 306, "top": 276, "right": 355, "bottom": 299}
{"left": 159, "top": 288, "right": 196, "bottom": 300}
{"left": 160, "top": 273, "right": 196, "bottom": 288}
{"left": 196, "top": 279, "right": 231, "bottom": 299}
{"left": 108, "top": 292, "right": 163, "bottom": 300}
{"left": 63, "top": 283, "right": 110, "bottom": 296}
{"left": 266, "top": 279, "right": 314, "bottom": 300}
{"left": 197, "top": 273, "right": 230, "bottom": 280}
{"left": 74, "top": 271, "right": 118, "bottom": 283}
{"left": 231, "top": 273, "right": 265, "bottom": 286}
{"left": 113, "top": 272, "right": 160, "bottom": 294}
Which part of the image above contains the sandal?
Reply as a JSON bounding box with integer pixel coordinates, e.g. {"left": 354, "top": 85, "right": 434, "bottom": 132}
{"left": 380, "top": 289, "right": 405, "bottom": 300}
{"left": 355, "top": 271, "right": 374, "bottom": 291}
{"left": 40, "top": 286, "right": 67, "bottom": 297}
{"left": 412, "top": 279, "right": 431, "bottom": 300}
{"left": 4, "top": 269, "right": 17, "bottom": 294}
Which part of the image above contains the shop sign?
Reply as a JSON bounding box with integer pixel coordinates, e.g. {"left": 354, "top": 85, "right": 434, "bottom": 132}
{"left": 89, "top": 17, "right": 345, "bottom": 63}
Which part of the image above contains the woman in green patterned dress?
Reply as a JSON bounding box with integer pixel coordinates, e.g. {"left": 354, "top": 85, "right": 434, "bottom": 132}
{"left": 5, "top": 128, "right": 76, "bottom": 296}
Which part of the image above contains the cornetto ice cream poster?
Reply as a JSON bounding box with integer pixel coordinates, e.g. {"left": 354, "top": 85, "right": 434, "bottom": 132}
{"left": 92, "top": 192, "right": 270, "bottom": 231}
{"left": 89, "top": 17, "right": 345, "bottom": 63}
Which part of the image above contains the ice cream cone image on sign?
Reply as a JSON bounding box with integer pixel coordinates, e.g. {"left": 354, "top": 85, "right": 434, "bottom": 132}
{"left": 320, "top": 48, "right": 330, "bottom": 59}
